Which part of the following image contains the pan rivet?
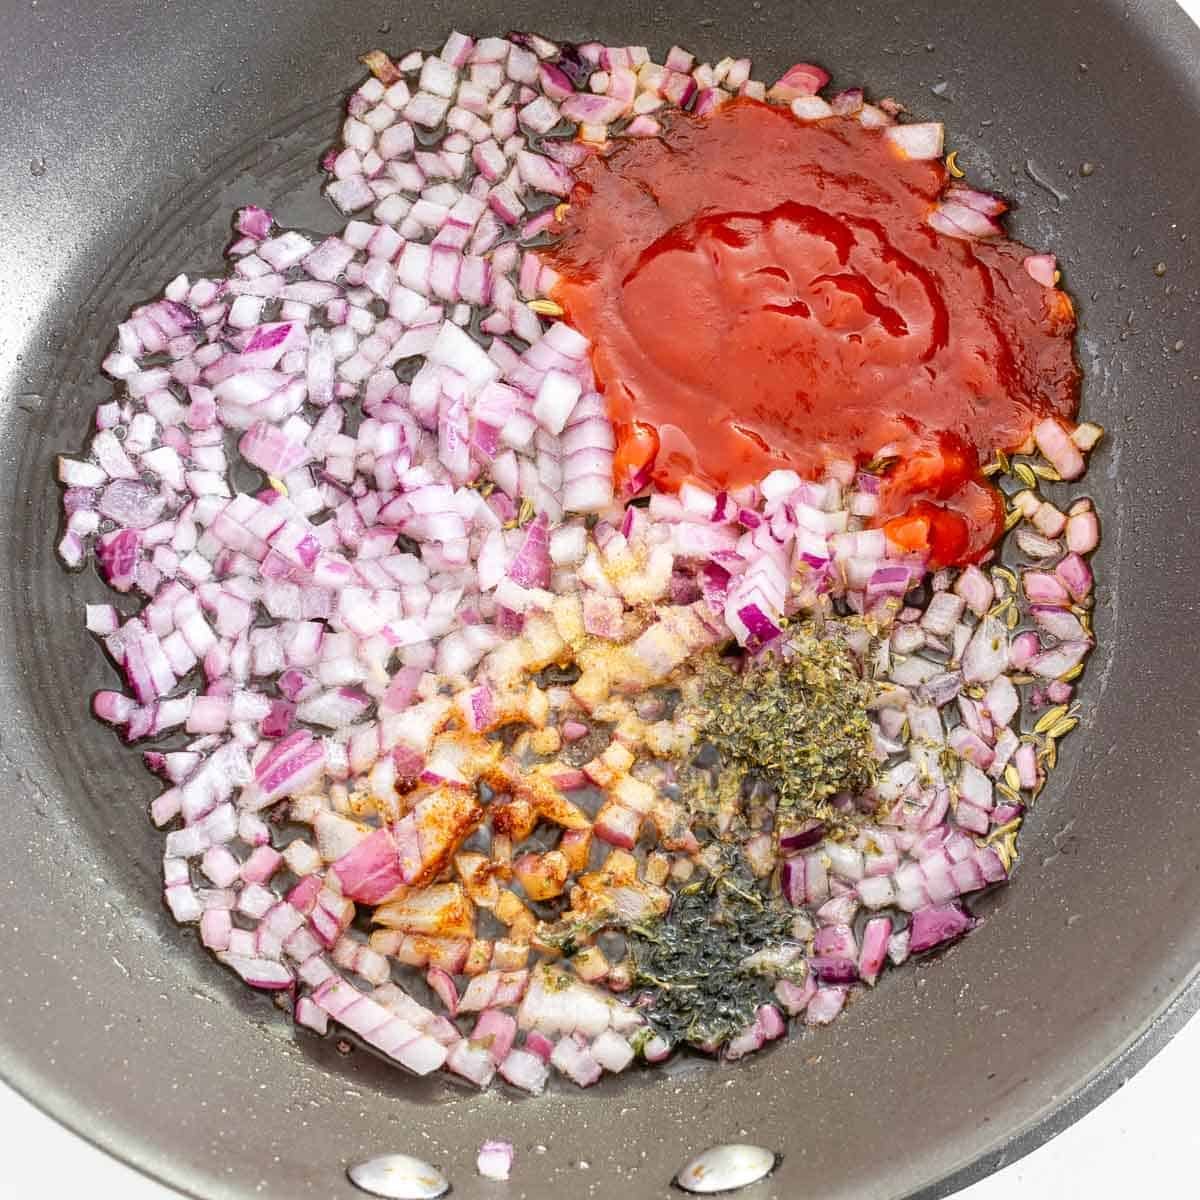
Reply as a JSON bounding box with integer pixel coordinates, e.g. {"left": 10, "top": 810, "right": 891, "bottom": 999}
{"left": 675, "top": 1144, "right": 778, "bottom": 1193}
{"left": 348, "top": 1153, "right": 450, "bottom": 1199}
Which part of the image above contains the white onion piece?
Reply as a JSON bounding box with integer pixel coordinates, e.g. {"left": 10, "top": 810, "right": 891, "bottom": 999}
{"left": 884, "top": 121, "right": 944, "bottom": 159}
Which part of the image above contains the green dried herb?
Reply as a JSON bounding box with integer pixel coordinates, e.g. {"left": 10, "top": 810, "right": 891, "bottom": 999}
{"left": 534, "top": 911, "right": 611, "bottom": 958}
{"left": 862, "top": 453, "right": 900, "bottom": 475}
{"left": 685, "top": 625, "right": 878, "bottom": 818}
{"left": 628, "top": 856, "right": 796, "bottom": 1048}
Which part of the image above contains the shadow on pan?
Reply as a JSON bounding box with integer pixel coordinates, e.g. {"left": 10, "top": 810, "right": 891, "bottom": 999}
{"left": 0, "top": 1, "right": 1197, "bottom": 1197}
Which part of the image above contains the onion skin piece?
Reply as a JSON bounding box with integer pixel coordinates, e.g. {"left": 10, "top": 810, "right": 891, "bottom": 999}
{"left": 805, "top": 985, "right": 848, "bottom": 1025}
{"left": 1066, "top": 506, "right": 1100, "bottom": 555}
{"left": 858, "top": 916, "right": 893, "bottom": 985}
{"left": 1034, "top": 417, "right": 1085, "bottom": 480}
{"left": 426, "top": 966, "right": 460, "bottom": 1016}
{"left": 775, "top": 976, "right": 816, "bottom": 1015}
{"left": 472, "top": 1009, "right": 517, "bottom": 1061}
{"left": 908, "top": 903, "right": 976, "bottom": 954}
{"left": 499, "top": 1046, "right": 549, "bottom": 1093}
{"left": 329, "top": 827, "right": 406, "bottom": 904}
{"left": 1024, "top": 253, "right": 1058, "bottom": 288}
{"left": 1055, "top": 553, "right": 1094, "bottom": 602}
{"left": 928, "top": 202, "right": 1000, "bottom": 239}
{"left": 768, "top": 62, "right": 831, "bottom": 100}
{"left": 507, "top": 512, "right": 551, "bottom": 588}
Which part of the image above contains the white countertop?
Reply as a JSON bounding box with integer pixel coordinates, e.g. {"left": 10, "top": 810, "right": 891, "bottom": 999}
{"left": 5, "top": 2, "right": 1197, "bottom": 1194}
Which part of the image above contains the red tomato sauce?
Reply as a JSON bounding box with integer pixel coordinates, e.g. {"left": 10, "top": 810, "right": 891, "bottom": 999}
{"left": 543, "top": 99, "right": 1080, "bottom": 565}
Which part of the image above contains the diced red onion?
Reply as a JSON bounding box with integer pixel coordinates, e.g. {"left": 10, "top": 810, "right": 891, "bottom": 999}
{"left": 57, "top": 27, "right": 1100, "bottom": 1095}
{"left": 477, "top": 1140, "right": 514, "bottom": 1180}
{"left": 908, "top": 903, "right": 975, "bottom": 953}
{"left": 885, "top": 122, "right": 944, "bottom": 159}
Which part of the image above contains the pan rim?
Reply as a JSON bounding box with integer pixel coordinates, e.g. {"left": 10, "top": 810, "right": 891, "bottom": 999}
{"left": 4, "top": 962, "right": 1200, "bottom": 1199}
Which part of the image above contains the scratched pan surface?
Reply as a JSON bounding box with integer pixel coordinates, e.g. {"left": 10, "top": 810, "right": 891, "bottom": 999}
{"left": 1, "top": 1, "right": 1198, "bottom": 1197}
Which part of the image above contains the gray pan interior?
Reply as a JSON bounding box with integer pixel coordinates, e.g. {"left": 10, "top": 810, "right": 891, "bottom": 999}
{"left": 1, "top": 1, "right": 1198, "bottom": 1197}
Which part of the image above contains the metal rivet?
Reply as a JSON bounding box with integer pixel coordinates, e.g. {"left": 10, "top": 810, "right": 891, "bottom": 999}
{"left": 675, "top": 1144, "right": 778, "bottom": 1194}
{"left": 348, "top": 1153, "right": 451, "bottom": 1199}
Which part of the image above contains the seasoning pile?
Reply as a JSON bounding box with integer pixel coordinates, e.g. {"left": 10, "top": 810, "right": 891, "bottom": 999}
{"left": 56, "top": 29, "right": 1100, "bottom": 1092}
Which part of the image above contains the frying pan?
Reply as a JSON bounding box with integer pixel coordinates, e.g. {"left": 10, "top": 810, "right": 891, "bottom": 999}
{"left": 2, "top": 1, "right": 1198, "bottom": 1197}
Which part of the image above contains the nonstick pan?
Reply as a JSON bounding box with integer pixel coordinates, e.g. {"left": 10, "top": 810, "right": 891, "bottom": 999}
{"left": 1, "top": 1, "right": 1198, "bottom": 1197}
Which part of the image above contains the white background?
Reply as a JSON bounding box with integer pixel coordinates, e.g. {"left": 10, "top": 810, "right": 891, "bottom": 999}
{"left": 4, "top": 2, "right": 1197, "bottom": 1195}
